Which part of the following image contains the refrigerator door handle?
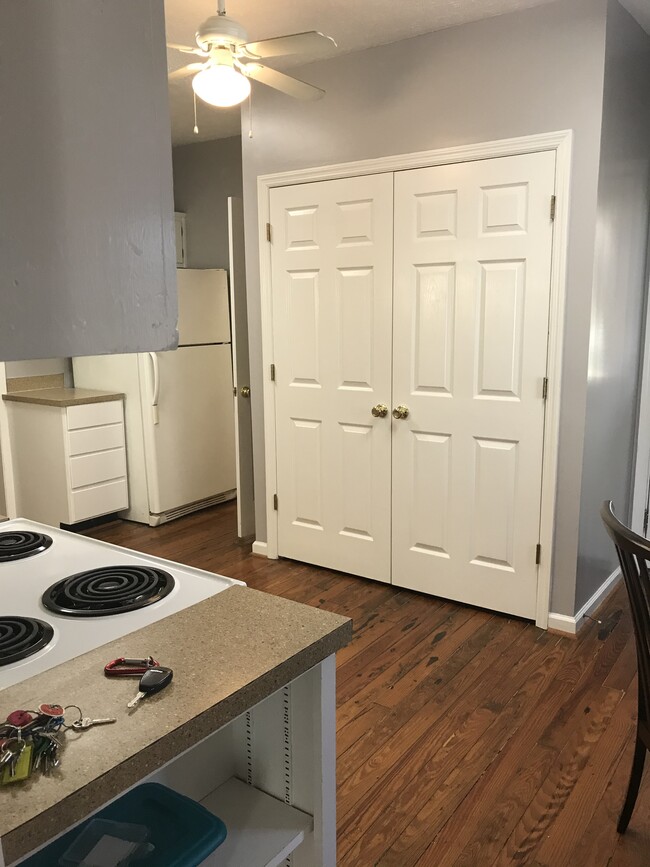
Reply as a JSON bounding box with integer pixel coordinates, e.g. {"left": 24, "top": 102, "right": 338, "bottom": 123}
{"left": 148, "top": 352, "right": 160, "bottom": 425}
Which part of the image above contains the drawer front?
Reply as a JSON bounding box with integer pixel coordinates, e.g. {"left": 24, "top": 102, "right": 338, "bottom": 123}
{"left": 69, "top": 449, "right": 126, "bottom": 489}
{"left": 67, "top": 400, "right": 123, "bottom": 430}
{"left": 68, "top": 423, "right": 124, "bottom": 457}
{"left": 70, "top": 479, "right": 129, "bottom": 523}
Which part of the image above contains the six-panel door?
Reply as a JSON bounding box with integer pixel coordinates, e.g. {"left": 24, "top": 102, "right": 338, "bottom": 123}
{"left": 392, "top": 152, "right": 555, "bottom": 618}
{"left": 270, "top": 152, "right": 555, "bottom": 617}
{"left": 270, "top": 174, "right": 394, "bottom": 581}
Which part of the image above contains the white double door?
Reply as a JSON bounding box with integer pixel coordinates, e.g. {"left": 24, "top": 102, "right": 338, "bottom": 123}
{"left": 270, "top": 151, "right": 556, "bottom": 618}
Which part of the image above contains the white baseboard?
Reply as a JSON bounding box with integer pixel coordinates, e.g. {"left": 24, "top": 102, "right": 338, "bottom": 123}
{"left": 252, "top": 540, "right": 268, "bottom": 558}
{"left": 547, "top": 567, "right": 621, "bottom": 635}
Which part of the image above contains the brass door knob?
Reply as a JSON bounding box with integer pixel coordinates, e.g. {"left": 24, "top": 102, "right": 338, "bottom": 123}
{"left": 371, "top": 404, "right": 389, "bottom": 418}
{"left": 240, "top": 386, "right": 251, "bottom": 398}
{"left": 392, "top": 405, "right": 409, "bottom": 420}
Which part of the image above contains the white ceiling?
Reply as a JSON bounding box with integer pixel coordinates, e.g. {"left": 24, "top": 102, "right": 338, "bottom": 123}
{"left": 166, "top": 0, "right": 650, "bottom": 146}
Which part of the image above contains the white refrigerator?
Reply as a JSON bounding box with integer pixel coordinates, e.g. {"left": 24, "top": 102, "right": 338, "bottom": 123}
{"left": 73, "top": 269, "right": 237, "bottom": 525}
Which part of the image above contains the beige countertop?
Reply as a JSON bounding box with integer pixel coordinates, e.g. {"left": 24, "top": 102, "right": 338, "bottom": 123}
{"left": 2, "top": 388, "right": 124, "bottom": 407}
{"left": 0, "top": 586, "right": 351, "bottom": 864}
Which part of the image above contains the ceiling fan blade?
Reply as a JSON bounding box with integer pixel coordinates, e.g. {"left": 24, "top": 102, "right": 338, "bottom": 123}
{"left": 239, "top": 31, "right": 337, "bottom": 60}
{"left": 241, "top": 63, "right": 325, "bottom": 100}
{"left": 168, "top": 63, "right": 206, "bottom": 81}
{"left": 167, "top": 42, "right": 209, "bottom": 57}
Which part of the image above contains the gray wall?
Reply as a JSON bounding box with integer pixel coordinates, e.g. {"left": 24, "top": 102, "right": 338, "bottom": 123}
{"left": 576, "top": 1, "right": 650, "bottom": 610}
{"left": 0, "top": 0, "right": 177, "bottom": 362}
{"left": 242, "top": 0, "right": 608, "bottom": 616}
{"left": 172, "top": 137, "right": 243, "bottom": 269}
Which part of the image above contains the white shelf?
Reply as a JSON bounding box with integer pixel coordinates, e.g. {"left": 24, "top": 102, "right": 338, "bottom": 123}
{"left": 200, "top": 777, "right": 313, "bottom": 867}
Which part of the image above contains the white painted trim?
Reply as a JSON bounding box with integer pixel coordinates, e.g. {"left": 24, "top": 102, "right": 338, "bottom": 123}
{"left": 318, "top": 655, "right": 337, "bottom": 867}
{"left": 257, "top": 130, "right": 574, "bottom": 188}
{"left": 252, "top": 540, "right": 269, "bottom": 557}
{"left": 548, "top": 567, "right": 621, "bottom": 635}
{"left": 0, "top": 362, "right": 17, "bottom": 518}
{"left": 547, "top": 611, "right": 580, "bottom": 635}
{"left": 257, "top": 130, "right": 573, "bottom": 629}
{"left": 258, "top": 182, "right": 279, "bottom": 560}
{"left": 535, "top": 130, "right": 573, "bottom": 629}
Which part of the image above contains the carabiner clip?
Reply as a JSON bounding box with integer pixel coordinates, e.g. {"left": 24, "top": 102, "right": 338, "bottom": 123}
{"left": 104, "top": 656, "right": 159, "bottom": 677}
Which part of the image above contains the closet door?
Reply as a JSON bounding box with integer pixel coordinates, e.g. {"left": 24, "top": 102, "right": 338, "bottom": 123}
{"left": 392, "top": 152, "right": 555, "bottom": 618}
{"left": 270, "top": 173, "right": 393, "bottom": 581}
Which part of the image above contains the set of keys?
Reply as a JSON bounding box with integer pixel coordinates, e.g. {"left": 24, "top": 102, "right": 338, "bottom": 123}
{"left": 0, "top": 704, "right": 116, "bottom": 784}
{"left": 104, "top": 655, "right": 173, "bottom": 709}
{"left": 0, "top": 657, "right": 173, "bottom": 785}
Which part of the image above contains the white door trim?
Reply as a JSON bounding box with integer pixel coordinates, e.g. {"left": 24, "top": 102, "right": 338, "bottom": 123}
{"left": 257, "top": 129, "right": 573, "bottom": 629}
{"left": 0, "top": 362, "right": 18, "bottom": 518}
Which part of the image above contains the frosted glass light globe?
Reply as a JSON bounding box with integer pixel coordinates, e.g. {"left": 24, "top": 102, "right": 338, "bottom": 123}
{"left": 192, "top": 65, "right": 251, "bottom": 107}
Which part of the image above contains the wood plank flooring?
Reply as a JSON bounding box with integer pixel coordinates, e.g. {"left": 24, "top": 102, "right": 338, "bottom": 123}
{"left": 85, "top": 503, "right": 650, "bottom": 865}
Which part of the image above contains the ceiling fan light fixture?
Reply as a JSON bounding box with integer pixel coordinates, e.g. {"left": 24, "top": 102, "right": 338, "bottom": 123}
{"left": 191, "top": 64, "right": 250, "bottom": 107}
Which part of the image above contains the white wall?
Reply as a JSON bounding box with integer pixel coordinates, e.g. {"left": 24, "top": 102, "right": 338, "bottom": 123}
{"left": 0, "top": 357, "right": 73, "bottom": 515}
{"left": 576, "top": 0, "right": 650, "bottom": 609}
{"left": 242, "top": 0, "right": 607, "bottom": 616}
{"left": 4, "top": 358, "right": 72, "bottom": 385}
{"left": 172, "top": 137, "right": 243, "bottom": 269}
{"left": 0, "top": 444, "right": 5, "bottom": 516}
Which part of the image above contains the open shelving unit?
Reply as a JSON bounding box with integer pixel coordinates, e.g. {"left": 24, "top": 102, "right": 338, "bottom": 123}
{"left": 200, "top": 777, "right": 313, "bottom": 866}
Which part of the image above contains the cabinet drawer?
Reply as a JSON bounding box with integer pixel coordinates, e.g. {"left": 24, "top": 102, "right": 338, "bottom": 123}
{"left": 66, "top": 400, "right": 123, "bottom": 430}
{"left": 69, "top": 449, "right": 126, "bottom": 489}
{"left": 68, "top": 423, "right": 124, "bottom": 456}
{"left": 70, "top": 479, "right": 128, "bottom": 523}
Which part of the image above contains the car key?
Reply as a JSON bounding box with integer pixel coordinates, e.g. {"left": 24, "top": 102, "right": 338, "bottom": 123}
{"left": 127, "top": 666, "right": 173, "bottom": 708}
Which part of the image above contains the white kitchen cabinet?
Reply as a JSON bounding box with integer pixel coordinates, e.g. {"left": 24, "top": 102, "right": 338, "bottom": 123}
{"left": 6, "top": 398, "right": 128, "bottom": 526}
{"left": 175, "top": 211, "right": 187, "bottom": 267}
{"left": 0, "top": 0, "right": 177, "bottom": 362}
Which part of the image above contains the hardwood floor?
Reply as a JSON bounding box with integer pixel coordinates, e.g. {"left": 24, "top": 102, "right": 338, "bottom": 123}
{"left": 85, "top": 503, "right": 650, "bottom": 865}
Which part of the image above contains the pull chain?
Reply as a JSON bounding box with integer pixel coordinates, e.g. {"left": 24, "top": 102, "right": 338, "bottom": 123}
{"left": 248, "top": 90, "right": 253, "bottom": 139}
{"left": 193, "top": 91, "right": 199, "bottom": 135}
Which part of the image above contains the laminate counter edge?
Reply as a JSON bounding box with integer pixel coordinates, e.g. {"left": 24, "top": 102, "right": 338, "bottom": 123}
{"left": 2, "top": 389, "right": 124, "bottom": 407}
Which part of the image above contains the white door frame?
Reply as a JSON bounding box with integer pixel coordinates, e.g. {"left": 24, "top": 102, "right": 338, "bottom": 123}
{"left": 256, "top": 130, "right": 573, "bottom": 629}
{"left": 0, "top": 362, "right": 17, "bottom": 518}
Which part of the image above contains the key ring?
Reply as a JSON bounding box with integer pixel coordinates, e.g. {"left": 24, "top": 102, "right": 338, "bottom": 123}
{"left": 104, "top": 656, "right": 159, "bottom": 677}
{"left": 61, "top": 705, "right": 83, "bottom": 730}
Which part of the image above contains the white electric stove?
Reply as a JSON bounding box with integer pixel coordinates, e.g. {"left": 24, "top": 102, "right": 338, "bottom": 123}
{"left": 0, "top": 519, "right": 244, "bottom": 690}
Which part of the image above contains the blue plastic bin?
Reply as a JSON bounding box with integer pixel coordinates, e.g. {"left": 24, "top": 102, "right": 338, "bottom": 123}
{"left": 21, "top": 782, "right": 227, "bottom": 866}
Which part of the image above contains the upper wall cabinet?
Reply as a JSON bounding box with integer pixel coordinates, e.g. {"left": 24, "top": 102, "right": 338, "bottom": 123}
{"left": 0, "top": 0, "right": 178, "bottom": 361}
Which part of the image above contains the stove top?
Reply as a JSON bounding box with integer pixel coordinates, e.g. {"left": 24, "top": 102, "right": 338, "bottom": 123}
{"left": 0, "top": 519, "right": 244, "bottom": 690}
{"left": 0, "top": 617, "right": 54, "bottom": 665}
{"left": 43, "top": 565, "right": 175, "bottom": 616}
{"left": 0, "top": 530, "right": 53, "bottom": 562}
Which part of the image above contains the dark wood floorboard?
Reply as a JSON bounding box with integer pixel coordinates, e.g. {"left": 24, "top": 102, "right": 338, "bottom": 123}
{"left": 84, "top": 502, "right": 650, "bottom": 866}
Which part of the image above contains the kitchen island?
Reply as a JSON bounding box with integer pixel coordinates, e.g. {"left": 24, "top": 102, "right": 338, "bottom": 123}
{"left": 0, "top": 585, "right": 351, "bottom": 866}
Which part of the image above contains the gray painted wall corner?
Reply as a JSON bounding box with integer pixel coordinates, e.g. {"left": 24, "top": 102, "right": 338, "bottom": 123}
{"left": 575, "top": 0, "right": 650, "bottom": 613}
{"left": 172, "top": 136, "right": 244, "bottom": 270}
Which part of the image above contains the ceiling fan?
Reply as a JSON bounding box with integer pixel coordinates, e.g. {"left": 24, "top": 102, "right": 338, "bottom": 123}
{"left": 168, "top": 0, "right": 337, "bottom": 108}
